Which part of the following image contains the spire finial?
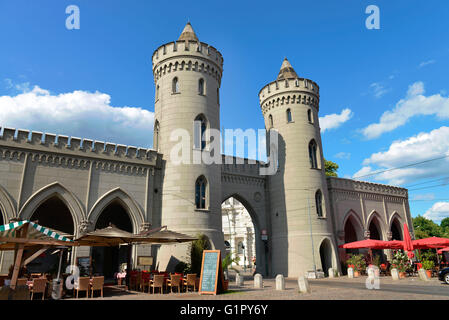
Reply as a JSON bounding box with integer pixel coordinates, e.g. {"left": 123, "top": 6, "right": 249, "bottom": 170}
{"left": 277, "top": 57, "right": 298, "bottom": 80}
{"left": 178, "top": 22, "right": 198, "bottom": 41}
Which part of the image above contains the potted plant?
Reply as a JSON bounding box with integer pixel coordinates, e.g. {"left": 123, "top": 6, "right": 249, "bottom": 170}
{"left": 391, "top": 251, "right": 410, "bottom": 278}
{"left": 346, "top": 254, "right": 366, "bottom": 277}
{"left": 222, "top": 253, "right": 239, "bottom": 291}
{"left": 422, "top": 260, "right": 434, "bottom": 278}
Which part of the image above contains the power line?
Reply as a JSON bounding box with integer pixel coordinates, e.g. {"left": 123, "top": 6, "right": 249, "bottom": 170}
{"left": 408, "top": 182, "right": 449, "bottom": 192}
{"left": 353, "top": 154, "right": 449, "bottom": 179}
{"left": 403, "top": 176, "right": 449, "bottom": 188}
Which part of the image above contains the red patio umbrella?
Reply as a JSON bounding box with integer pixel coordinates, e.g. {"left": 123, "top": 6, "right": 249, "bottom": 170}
{"left": 339, "top": 239, "right": 402, "bottom": 250}
{"left": 412, "top": 237, "right": 449, "bottom": 249}
{"left": 437, "top": 247, "right": 449, "bottom": 254}
{"left": 403, "top": 223, "right": 414, "bottom": 258}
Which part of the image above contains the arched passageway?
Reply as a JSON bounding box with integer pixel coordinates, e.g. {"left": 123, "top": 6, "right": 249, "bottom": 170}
{"left": 26, "top": 196, "right": 74, "bottom": 273}
{"left": 391, "top": 219, "right": 402, "bottom": 240}
{"left": 221, "top": 196, "right": 257, "bottom": 272}
{"left": 92, "top": 200, "right": 133, "bottom": 280}
{"left": 319, "top": 238, "right": 333, "bottom": 276}
{"left": 344, "top": 217, "right": 360, "bottom": 255}
{"left": 368, "top": 215, "right": 385, "bottom": 262}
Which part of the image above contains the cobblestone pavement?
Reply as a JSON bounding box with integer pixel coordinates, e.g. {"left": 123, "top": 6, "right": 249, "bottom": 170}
{"left": 66, "top": 273, "right": 449, "bottom": 300}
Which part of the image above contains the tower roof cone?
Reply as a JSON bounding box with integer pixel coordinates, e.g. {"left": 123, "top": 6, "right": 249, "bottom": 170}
{"left": 277, "top": 58, "right": 298, "bottom": 80}
{"left": 178, "top": 22, "right": 199, "bottom": 41}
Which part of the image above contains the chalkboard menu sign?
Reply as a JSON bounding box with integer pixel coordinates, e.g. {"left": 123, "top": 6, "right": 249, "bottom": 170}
{"left": 76, "top": 256, "right": 92, "bottom": 277}
{"left": 199, "top": 250, "right": 224, "bottom": 295}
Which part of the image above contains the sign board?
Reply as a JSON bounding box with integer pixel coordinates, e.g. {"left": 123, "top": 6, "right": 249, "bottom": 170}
{"left": 199, "top": 250, "right": 224, "bottom": 295}
{"left": 137, "top": 256, "right": 153, "bottom": 266}
{"left": 76, "top": 256, "right": 92, "bottom": 277}
{"left": 261, "top": 229, "right": 268, "bottom": 241}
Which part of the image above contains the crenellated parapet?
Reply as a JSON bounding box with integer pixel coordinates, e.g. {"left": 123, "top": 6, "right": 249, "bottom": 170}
{"left": 0, "top": 127, "right": 161, "bottom": 170}
{"left": 327, "top": 177, "right": 409, "bottom": 199}
{"left": 152, "top": 40, "right": 223, "bottom": 85}
{"left": 259, "top": 77, "right": 320, "bottom": 115}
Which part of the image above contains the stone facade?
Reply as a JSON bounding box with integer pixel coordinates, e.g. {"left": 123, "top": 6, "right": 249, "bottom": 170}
{"left": 0, "top": 23, "right": 414, "bottom": 278}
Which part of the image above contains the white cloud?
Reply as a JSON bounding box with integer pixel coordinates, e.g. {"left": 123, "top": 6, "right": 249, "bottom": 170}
{"left": 354, "top": 126, "right": 449, "bottom": 185}
{"left": 0, "top": 84, "right": 154, "bottom": 148}
{"left": 361, "top": 82, "right": 449, "bottom": 139}
{"left": 320, "top": 108, "right": 353, "bottom": 133}
{"left": 423, "top": 202, "right": 449, "bottom": 223}
{"left": 370, "top": 82, "right": 390, "bottom": 98}
{"left": 334, "top": 152, "right": 351, "bottom": 160}
{"left": 418, "top": 60, "right": 436, "bottom": 68}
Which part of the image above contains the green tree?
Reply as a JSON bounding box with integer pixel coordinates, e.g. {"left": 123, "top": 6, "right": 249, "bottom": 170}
{"left": 440, "top": 217, "right": 449, "bottom": 233}
{"left": 412, "top": 215, "right": 443, "bottom": 239}
{"left": 189, "top": 234, "right": 211, "bottom": 275}
{"left": 325, "top": 159, "right": 339, "bottom": 177}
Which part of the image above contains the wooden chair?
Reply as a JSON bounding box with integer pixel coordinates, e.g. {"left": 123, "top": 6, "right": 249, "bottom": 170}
{"left": 30, "top": 278, "right": 47, "bottom": 300}
{"left": 167, "top": 274, "right": 182, "bottom": 293}
{"left": 184, "top": 274, "right": 197, "bottom": 292}
{"left": 90, "top": 276, "right": 104, "bottom": 298}
{"left": 150, "top": 275, "right": 165, "bottom": 294}
{"left": 141, "top": 272, "right": 151, "bottom": 293}
{"left": 16, "top": 278, "right": 28, "bottom": 287}
{"left": 73, "top": 276, "right": 90, "bottom": 298}
{"left": 30, "top": 273, "right": 42, "bottom": 279}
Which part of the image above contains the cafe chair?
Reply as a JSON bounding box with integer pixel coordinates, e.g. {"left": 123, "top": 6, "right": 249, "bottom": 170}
{"left": 90, "top": 276, "right": 104, "bottom": 298}
{"left": 184, "top": 274, "right": 197, "bottom": 292}
{"left": 73, "top": 276, "right": 90, "bottom": 298}
{"left": 167, "top": 274, "right": 182, "bottom": 293}
{"left": 30, "top": 278, "right": 47, "bottom": 300}
{"left": 150, "top": 275, "right": 165, "bottom": 294}
{"left": 141, "top": 272, "right": 151, "bottom": 293}
{"left": 16, "top": 278, "right": 28, "bottom": 287}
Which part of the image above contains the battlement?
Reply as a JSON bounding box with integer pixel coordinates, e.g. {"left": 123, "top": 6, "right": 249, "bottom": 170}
{"left": 326, "top": 176, "right": 408, "bottom": 198}
{"left": 0, "top": 127, "right": 160, "bottom": 167}
{"left": 259, "top": 78, "right": 319, "bottom": 105}
{"left": 152, "top": 40, "right": 223, "bottom": 73}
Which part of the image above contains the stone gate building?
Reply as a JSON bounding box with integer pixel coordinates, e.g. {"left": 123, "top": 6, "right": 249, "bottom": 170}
{"left": 0, "top": 23, "right": 414, "bottom": 278}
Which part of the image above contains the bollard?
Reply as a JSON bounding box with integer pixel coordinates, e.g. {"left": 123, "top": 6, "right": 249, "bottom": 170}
{"left": 391, "top": 268, "right": 399, "bottom": 280}
{"left": 347, "top": 267, "right": 354, "bottom": 279}
{"left": 275, "top": 274, "right": 285, "bottom": 290}
{"left": 418, "top": 268, "right": 429, "bottom": 281}
{"left": 235, "top": 273, "right": 245, "bottom": 287}
{"left": 328, "top": 268, "right": 334, "bottom": 278}
{"left": 298, "top": 275, "right": 311, "bottom": 293}
{"left": 254, "top": 273, "right": 263, "bottom": 289}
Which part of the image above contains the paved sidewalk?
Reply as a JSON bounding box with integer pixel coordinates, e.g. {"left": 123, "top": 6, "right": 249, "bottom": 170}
{"left": 66, "top": 273, "right": 449, "bottom": 300}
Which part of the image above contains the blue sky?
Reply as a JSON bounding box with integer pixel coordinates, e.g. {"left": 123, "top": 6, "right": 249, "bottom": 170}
{"left": 1, "top": 0, "right": 449, "bottom": 221}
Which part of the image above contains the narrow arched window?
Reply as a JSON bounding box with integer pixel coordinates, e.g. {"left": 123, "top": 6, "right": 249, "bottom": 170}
{"left": 307, "top": 109, "right": 313, "bottom": 123}
{"left": 172, "top": 77, "right": 179, "bottom": 93}
{"left": 198, "top": 78, "right": 205, "bottom": 95}
{"left": 217, "top": 88, "right": 220, "bottom": 104}
{"left": 309, "top": 139, "right": 318, "bottom": 169}
{"left": 268, "top": 114, "right": 273, "bottom": 128}
{"left": 315, "top": 190, "right": 323, "bottom": 217}
{"left": 195, "top": 176, "right": 207, "bottom": 209}
{"left": 154, "top": 120, "right": 160, "bottom": 152}
{"left": 286, "top": 108, "right": 292, "bottom": 123}
{"left": 194, "top": 114, "right": 207, "bottom": 150}
{"left": 156, "top": 85, "right": 160, "bottom": 101}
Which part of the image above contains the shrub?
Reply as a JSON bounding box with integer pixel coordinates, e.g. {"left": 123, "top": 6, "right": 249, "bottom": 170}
{"left": 422, "top": 260, "right": 435, "bottom": 270}
{"left": 189, "top": 234, "right": 211, "bottom": 276}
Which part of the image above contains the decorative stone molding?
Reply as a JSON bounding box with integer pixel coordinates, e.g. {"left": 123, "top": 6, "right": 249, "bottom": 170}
{"left": 221, "top": 172, "right": 266, "bottom": 188}
{"left": 79, "top": 220, "right": 91, "bottom": 235}
{"left": 364, "top": 230, "right": 370, "bottom": 239}
{"left": 387, "top": 231, "right": 393, "bottom": 241}
{"left": 140, "top": 222, "right": 152, "bottom": 233}
{"left": 327, "top": 177, "right": 408, "bottom": 199}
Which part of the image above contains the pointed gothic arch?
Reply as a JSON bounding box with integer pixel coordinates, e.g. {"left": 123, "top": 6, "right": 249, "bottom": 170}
{"left": 0, "top": 185, "right": 16, "bottom": 222}
{"left": 87, "top": 188, "right": 145, "bottom": 234}
{"left": 18, "top": 182, "right": 85, "bottom": 235}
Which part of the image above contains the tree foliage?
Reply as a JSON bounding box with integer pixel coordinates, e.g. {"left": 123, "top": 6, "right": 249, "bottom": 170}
{"left": 412, "top": 215, "right": 445, "bottom": 239}
{"left": 324, "top": 159, "right": 339, "bottom": 177}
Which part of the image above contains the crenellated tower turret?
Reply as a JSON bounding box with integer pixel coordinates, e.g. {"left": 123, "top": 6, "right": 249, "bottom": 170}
{"left": 152, "top": 23, "right": 225, "bottom": 269}
{"left": 260, "top": 58, "right": 338, "bottom": 277}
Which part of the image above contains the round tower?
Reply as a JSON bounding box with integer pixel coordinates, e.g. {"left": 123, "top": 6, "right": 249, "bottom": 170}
{"left": 152, "top": 23, "right": 224, "bottom": 269}
{"left": 259, "top": 59, "right": 339, "bottom": 277}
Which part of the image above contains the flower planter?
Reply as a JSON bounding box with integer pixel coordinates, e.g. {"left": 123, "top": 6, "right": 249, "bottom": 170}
{"left": 399, "top": 272, "right": 406, "bottom": 279}
{"left": 426, "top": 270, "right": 432, "bottom": 278}
{"left": 353, "top": 271, "right": 360, "bottom": 278}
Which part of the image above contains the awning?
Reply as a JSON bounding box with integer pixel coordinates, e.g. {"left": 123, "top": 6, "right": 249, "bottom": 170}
{"left": 0, "top": 220, "right": 74, "bottom": 250}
